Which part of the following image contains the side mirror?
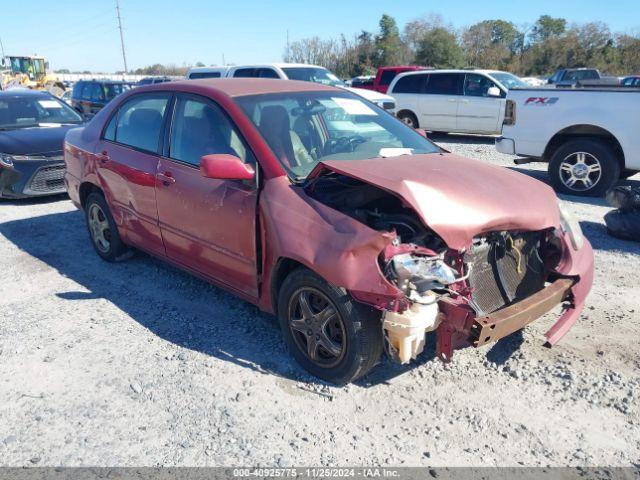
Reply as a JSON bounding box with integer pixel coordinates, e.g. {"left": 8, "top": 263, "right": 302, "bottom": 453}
{"left": 487, "top": 86, "right": 502, "bottom": 97}
{"left": 200, "top": 154, "right": 255, "bottom": 181}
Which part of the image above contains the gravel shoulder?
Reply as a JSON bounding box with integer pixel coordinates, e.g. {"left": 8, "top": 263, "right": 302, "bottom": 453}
{"left": 0, "top": 137, "right": 638, "bottom": 467}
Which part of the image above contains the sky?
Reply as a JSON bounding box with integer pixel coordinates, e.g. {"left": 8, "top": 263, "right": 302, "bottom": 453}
{"left": 1, "top": 0, "right": 638, "bottom": 73}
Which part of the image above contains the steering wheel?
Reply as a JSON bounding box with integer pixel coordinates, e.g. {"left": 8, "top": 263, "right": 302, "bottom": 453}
{"left": 325, "top": 135, "right": 367, "bottom": 154}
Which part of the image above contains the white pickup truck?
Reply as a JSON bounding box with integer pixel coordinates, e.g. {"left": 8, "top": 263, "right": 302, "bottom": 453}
{"left": 496, "top": 88, "right": 640, "bottom": 196}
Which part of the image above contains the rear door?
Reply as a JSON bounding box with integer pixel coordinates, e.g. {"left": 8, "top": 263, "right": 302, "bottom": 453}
{"left": 457, "top": 73, "right": 504, "bottom": 134}
{"left": 419, "top": 73, "right": 464, "bottom": 132}
{"left": 155, "top": 93, "right": 259, "bottom": 297}
{"left": 98, "top": 92, "right": 171, "bottom": 256}
{"left": 389, "top": 73, "right": 427, "bottom": 123}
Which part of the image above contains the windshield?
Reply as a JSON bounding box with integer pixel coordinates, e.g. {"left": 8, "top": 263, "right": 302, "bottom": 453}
{"left": 282, "top": 67, "right": 345, "bottom": 87}
{"left": 488, "top": 72, "right": 527, "bottom": 89}
{"left": 236, "top": 91, "right": 440, "bottom": 180}
{"left": 0, "top": 95, "right": 83, "bottom": 129}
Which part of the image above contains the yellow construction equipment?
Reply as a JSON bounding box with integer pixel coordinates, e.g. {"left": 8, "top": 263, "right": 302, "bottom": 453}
{"left": 0, "top": 55, "right": 65, "bottom": 96}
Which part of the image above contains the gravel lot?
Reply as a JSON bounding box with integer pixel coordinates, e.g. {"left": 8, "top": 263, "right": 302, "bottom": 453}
{"left": 0, "top": 136, "right": 638, "bottom": 467}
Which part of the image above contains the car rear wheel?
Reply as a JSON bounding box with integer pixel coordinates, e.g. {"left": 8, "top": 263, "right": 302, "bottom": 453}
{"left": 397, "top": 111, "right": 419, "bottom": 129}
{"left": 277, "top": 267, "right": 383, "bottom": 385}
{"left": 85, "top": 192, "right": 129, "bottom": 262}
{"left": 548, "top": 139, "right": 620, "bottom": 196}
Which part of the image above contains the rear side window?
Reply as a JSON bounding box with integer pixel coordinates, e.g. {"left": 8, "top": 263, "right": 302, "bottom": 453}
{"left": 392, "top": 73, "right": 427, "bottom": 94}
{"left": 189, "top": 71, "right": 221, "bottom": 79}
{"left": 257, "top": 68, "right": 279, "bottom": 78}
{"left": 425, "top": 73, "right": 464, "bottom": 95}
{"left": 72, "top": 82, "right": 84, "bottom": 98}
{"left": 379, "top": 70, "right": 397, "bottom": 86}
{"left": 233, "top": 68, "right": 255, "bottom": 78}
{"left": 90, "top": 83, "right": 105, "bottom": 102}
{"left": 112, "top": 94, "right": 170, "bottom": 153}
{"left": 81, "top": 84, "right": 94, "bottom": 101}
{"left": 169, "top": 96, "right": 253, "bottom": 167}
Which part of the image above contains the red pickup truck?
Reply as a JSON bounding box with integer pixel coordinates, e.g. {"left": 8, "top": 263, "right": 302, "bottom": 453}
{"left": 359, "top": 66, "right": 428, "bottom": 93}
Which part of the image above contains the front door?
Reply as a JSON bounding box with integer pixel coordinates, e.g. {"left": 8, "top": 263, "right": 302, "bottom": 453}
{"left": 457, "top": 74, "right": 504, "bottom": 134}
{"left": 155, "top": 94, "right": 259, "bottom": 297}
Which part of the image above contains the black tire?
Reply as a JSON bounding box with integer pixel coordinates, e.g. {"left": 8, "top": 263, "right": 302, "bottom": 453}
{"left": 277, "top": 267, "right": 383, "bottom": 385}
{"left": 397, "top": 111, "right": 419, "bottom": 129}
{"left": 85, "top": 192, "right": 129, "bottom": 262}
{"left": 548, "top": 138, "right": 620, "bottom": 197}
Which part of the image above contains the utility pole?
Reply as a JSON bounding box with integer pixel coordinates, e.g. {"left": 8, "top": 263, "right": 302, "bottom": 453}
{"left": 115, "top": 0, "right": 128, "bottom": 73}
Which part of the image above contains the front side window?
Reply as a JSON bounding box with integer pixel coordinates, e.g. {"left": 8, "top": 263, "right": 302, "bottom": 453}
{"left": 464, "top": 74, "right": 498, "bottom": 97}
{"left": 0, "top": 95, "right": 83, "bottom": 130}
{"left": 81, "top": 84, "right": 94, "bottom": 101}
{"left": 113, "top": 94, "right": 169, "bottom": 153}
{"left": 425, "top": 73, "right": 464, "bottom": 95}
{"left": 90, "top": 83, "right": 104, "bottom": 102}
{"left": 169, "top": 96, "right": 253, "bottom": 167}
{"left": 236, "top": 91, "right": 440, "bottom": 180}
{"left": 257, "top": 68, "right": 279, "bottom": 79}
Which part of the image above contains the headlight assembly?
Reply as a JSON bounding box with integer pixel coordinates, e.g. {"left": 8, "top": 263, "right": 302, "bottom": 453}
{"left": 0, "top": 154, "right": 14, "bottom": 167}
{"left": 391, "top": 253, "right": 459, "bottom": 294}
{"left": 558, "top": 202, "right": 585, "bottom": 250}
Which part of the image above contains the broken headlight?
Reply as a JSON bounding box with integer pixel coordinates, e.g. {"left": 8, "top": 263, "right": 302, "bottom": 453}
{"left": 391, "top": 253, "right": 458, "bottom": 295}
{"left": 558, "top": 203, "right": 584, "bottom": 250}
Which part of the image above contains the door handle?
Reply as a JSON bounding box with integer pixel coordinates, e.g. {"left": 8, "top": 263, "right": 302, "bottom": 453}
{"left": 157, "top": 171, "right": 176, "bottom": 186}
{"left": 447, "top": 98, "right": 458, "bottom": 102}
{"left": 98, "top": 150, "right": 110, "bottom": 164}
{"left": 459, "top": 99, "right": 470, "bottom": 104}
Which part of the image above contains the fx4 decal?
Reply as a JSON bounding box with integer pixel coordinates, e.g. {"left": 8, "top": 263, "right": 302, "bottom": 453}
{"left": 524, "top": 97, "right": 559, "bottom": 106}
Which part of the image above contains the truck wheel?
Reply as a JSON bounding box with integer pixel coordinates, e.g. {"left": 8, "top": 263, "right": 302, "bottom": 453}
{"left": 85, "top": 192, "right": 129, "bottom": 262}
{"left": 397, "top": 111, "right": 419, "bottom": 129}
{"left": 277, "top": 267, "right": 383, "bottom": 385}
{"left": 549, "top": 139, "right": 620, "bottom": 196}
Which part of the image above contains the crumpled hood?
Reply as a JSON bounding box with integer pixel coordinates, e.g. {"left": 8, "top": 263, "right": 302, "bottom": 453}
{"left": 308, "top": 153, "right": 561, "bottom": 250}
{"left": 0, "top": 124, "right": 77, "bottom": 156}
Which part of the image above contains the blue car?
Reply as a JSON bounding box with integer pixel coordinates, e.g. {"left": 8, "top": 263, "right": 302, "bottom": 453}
{"left": 0, "top": 89, "right": 83, "bottom": 198}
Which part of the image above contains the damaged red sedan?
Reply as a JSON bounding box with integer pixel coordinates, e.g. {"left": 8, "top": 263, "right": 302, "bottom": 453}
{"left": 64, "top": 79, "right": 594, "bottom": 384}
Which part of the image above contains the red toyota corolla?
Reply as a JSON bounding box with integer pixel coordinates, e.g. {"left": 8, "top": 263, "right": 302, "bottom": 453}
{"left": 64, "top": 79, "right": 594, "bottom": 384}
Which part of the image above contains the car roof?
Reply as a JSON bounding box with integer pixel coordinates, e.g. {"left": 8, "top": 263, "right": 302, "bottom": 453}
{"left": 229, "top": 63, "right": 325, "bottom": 70}
{"left": 0, "top": 88, "right": 53, "bottom": 98}
{"left": 136, "top": 78, "right": 340, "bottom": 97}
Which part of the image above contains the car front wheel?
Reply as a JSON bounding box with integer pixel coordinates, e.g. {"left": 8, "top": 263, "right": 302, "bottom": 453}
{"left": 397, "top": 111, "right": 419, "bottom": 129}
{"left": 277, "top": 268, "right": 383, "bottom": 385}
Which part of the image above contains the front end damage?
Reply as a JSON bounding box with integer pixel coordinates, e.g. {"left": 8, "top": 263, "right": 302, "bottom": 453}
{"left": 302, "top": 160, "right": 594, "bottom": 364}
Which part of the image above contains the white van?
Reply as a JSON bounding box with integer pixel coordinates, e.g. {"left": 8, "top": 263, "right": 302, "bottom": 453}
{"left": 388, "top": 69, "right": 527, "bottom": 135}
{"left": 221, "top": 63, "right": 396, "bottom": 112}
{"left": 185, "top": 66, "right": 230, "bottom": 79}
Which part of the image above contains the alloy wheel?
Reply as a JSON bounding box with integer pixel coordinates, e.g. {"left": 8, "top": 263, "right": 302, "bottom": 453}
{"left": 88, "top": 203, "right": 111, "bottom": 253}
{"left": 559, "top": 151, "right": 602, "bottom": 192}
{"left": 287, "top": 287, "right": 346, "bottom": 368}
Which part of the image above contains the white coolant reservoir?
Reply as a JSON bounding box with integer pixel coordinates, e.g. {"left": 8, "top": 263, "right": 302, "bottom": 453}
{"left": 383, "top": 301, "right": 440, "bottom": 364}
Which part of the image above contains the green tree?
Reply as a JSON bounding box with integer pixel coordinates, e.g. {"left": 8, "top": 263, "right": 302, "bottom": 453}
{"left": 530, "top": 15, "right": 567, "bottom": 43}
{"left": 416, "top": 27, "right": 463, "bottom": 68}
{"left": 375, "top": 14, "right": 403, "bottom": 66}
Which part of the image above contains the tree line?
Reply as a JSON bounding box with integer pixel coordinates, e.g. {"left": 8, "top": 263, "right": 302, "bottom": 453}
{"left": 283, "top": 13, "right": 640, "bottom": 79}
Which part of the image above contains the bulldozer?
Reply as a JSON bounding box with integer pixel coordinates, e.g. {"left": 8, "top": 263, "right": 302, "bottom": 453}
{"left": 0, "top": 55, "right": 66, "bottom": 96}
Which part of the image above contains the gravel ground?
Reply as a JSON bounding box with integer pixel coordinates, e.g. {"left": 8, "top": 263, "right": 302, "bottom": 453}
{"left": 0, "top": 136, "right": 638, "bottom": 467}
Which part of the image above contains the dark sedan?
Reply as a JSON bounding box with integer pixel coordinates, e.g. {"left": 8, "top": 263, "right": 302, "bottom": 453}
{"left": 0, "top": 89, "right": 83, "bottom": 198}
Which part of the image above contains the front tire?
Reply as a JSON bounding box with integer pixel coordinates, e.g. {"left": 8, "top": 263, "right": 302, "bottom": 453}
{"left": 548, "top": 138, "right": 620, "bottom": 196}
{"left": 277, "top": 268, "right": 383, "bottom": 385}
{"left": 397, "top": 111, "right": 419, "bottom": 129}
{"left": 85, "top": 192, "right": 129, "bottom": 262}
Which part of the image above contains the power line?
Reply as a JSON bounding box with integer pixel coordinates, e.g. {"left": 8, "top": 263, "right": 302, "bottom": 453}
{"left": 115, "top": 0, "right": 128, "bottom": 73}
